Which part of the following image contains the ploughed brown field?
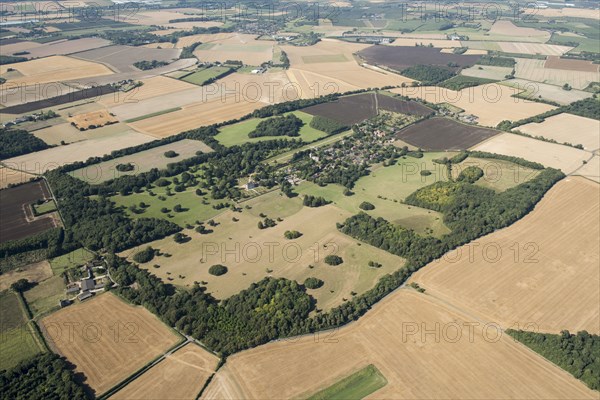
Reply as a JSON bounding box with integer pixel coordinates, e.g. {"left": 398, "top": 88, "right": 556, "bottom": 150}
{"left": 357, "top": 46, "right": 482, "bottom": 71}
{"left": 544, "top": 56, "right": 600, "bottom": 73}
{"left": 302, "top": 93, "right": 433, "bottom": 125}
{"left": 0, "top": 180, "right": 58, "bottom": 243}
{"left": 396, "top": 117, "right": 500, "bottom": 151}
{"left": 71, "top": 45, "right": 181, "bottom": 73}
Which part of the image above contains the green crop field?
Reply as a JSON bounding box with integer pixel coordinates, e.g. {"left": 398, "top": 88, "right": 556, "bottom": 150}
{"left": 295, "top": 152, "right": 453, "bottom": 236}
{"left": 0, "top": 291, "right": 43, "bottom": 370}
{"left": 181, "top": 66, "right": 231, "bottom": 85}
{"left": 23, "top": 277, "right": 66, "bottom": 318}
{"left": 215, "top": 111, "right": 328, "bottom": 147}
{"left": 49, "top": 248, "right": 95, "bottom": 275}
{"left": 307, "top": 364, "right": 387, "bottom": 400}
{"left": 32, "top": 200, "right": 57, "bottom": 216}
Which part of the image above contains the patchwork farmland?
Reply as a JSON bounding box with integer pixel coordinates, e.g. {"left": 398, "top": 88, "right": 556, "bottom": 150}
{"left": 412, "top": 177, "right": 600, "bottom": 334}
{"left": 202, "top": 291, "right": 597, "bottom": 399}
{"left": 40, "top": 293, "right": 181, "bottom": 396}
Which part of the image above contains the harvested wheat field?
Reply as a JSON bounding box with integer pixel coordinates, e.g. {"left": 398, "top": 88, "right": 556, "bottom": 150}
{"left": 111, "top": 343, "right": 219, "bottom": 400}
{"left": 0, "top": 166, "right": 35, "bottom": 189}
{"left": 3, "top": 126, "right": 154, "bottom": 174}
{"left": 128, "top": 96, "right": 266, "bottom": 138}
{"left": 193, "top": 34, "right": 274, "bottom": 66}
{"left": 282, "top": 40, "right": 411, "bottom": 98}
{"left": 412, "top": 177, "right": 599, "bottom": 334}
{"left": 202, "top": 290, "right": 597, "bottom": 400}
{"left": 572, "top": 155, "right": 600, "bottom": 183}
{"left": 474, "top": 133, "right": 591, "bottom": 174}
{"left": 515, "top": 58, "right": 600, "bottom": 90}
{"left": 0, "top": 56, "right": 113, "bottom": 86}
{"left": 40, "top": 293, "right": 181, "bottom": 396}
{"left": 461, "top": 65, "right": 513, "bottom": 80}
{"left": 24, "top": 38, "right": 111, "bottom": 59}
{"left": 498, "top": 42, "right": 572, "bottom": 56}
{"left": 1, "top": 40, "right": 44, "bottom": 55}
{"left": 176, "top": 33, "right": 238, "bottom": 48}
{"left": 488, "top": 20, "right": 551, "bottom": 40}
{"left": 218, "top": 71, "right": 294, "bottom": 104}
{"left": 98, "top": 76, "right": 196, "bottom": 108}
{"left": 500, "top": 78, "right": 592, "bottom": 105}
{"left": 68, "top": 109, "right": 117, "bottom": 130}
{"left": 0, "top": 261, "right": 52, "bottom": 291}
{"left": 526, "top": 7, "right": 600, "bottom": 19}
{"left": 392, "top": 84, "right": 555, "bottom": 127}
{"left": 517, "top": 113, "right": 600, "bottom": 151}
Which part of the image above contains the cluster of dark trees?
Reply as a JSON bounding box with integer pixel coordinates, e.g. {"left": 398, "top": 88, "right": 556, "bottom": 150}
{"left": 0, "top": 353, "right": 90, "bottom": 399}
{"left": 133, "top": 246, "right": 155, "bottom": 263}
{"left": 179, "top": 41, "right": 202, "bottom": 59}
{"left": 248, "top": 114, "right": 304, "bottom": 138}
{"left": 304, "top": 277, "right": 324, "bottom": 289}
{"left": 456, "top": 166, "right": 484, "bottom": 183}
{"left": 359, "top": 201, "right": 375, "bottom": 210}
{"left": 0, "top": 55, "right": 27, "bottom": 65}
{"left": 133, "top": 60, "right": 170, "bottom": 70}
{"left": 309, "top": 115, "right": 348, "bottom": 134}
{"left": 303, "top": 195, "right": 330, "bottom": 207}
{"left": 400, "top": 65, "right": 455, "bottom": 85}
{"left": 208, "top": 264, "right": 228, "bottom": 276}
{"left": 0, "top": 129, "right": 50, "bottom": 159}
{"left": 507, "top": 330, "right": 599, "bottom": 391}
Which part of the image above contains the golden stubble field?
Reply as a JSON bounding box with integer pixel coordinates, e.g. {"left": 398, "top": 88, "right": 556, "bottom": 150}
{"left": 515, "top": 58, "right": 600, "bottom": 90}
{"left": 517, "top": 113, "right": 600, "bottom": 151}
{"left": 392, "top": 84, "right": 555, "bottom": 127}
{"left": 412, "top": 177, "right": 599, "bottom": 334}
{"left": 111, "top": 343, "right": 219, "bottom": 400}
{"left": 0, "top": 166, "right": 36, "bottom": 189}
{"left": 282, "top": 39, "right": 412, "bottom": 98}
{"left": 473, "top": 132, "right": 591, "bottom": 175}
{"left": 40, "top": 293, "right": 181, "bottom": 396}
{"left": 128, "top": 195, "right": 405, "bottom": 311}
{"left": 0, "top": 56, "right": 113, "bottom": 86}
{"left": 202, "top": 290, "right": 597, "bottom": 399}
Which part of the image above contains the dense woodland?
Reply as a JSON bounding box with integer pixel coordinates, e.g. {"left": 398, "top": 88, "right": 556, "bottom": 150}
{"left": 0, "top": 129, "right": 50, "bottom": 159}
{"left": 401, "top": 65, "right": 455, "bottom": 85}
{"left": 0, "top": 353, "right": 90, "bottom": 399}
{"left": 507, "top": 330, "right": 599, "bottom": 391}
{"left": 248, "top": 114, "right": 304, "bottom": 138}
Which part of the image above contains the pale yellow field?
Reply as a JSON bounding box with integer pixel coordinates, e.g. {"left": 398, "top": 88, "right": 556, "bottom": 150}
{"left": 440, "top": 48, "right": 487, "bottom": 55}
{"left": 122, "top": 10, "right": 223, "bottom": 29}
{"left": 0, "top": 261, "right": 52, "bottom": 291}
{"left": 573, "top": 155, "right": 600, "bottom": 183}
{"left": 461, "top": 65, "right": 513, "bottom": 80}
{"left": 3, "top": 126, "right": 155, "bottom": 174}
{"left": 388, "top": 38, "right": 461, "bottom": 47}
{"left": 40, "top": 293, "right": 181, "bottom": 396}
{"left": 515, "top": 58, "right": 600, "bottom": 90}
{"left": 192, "top": 34, "right": 274, "bottom": 65}
{"left": 98, "top": 76, "right": 197, "bottom": 108}
{"left": 0, "top": 166, "right": 36, "bottom": 189}
{"left": 218, "top": 71, "right": 293, "bottom": 104}
{"left": 392, "top": 84, "right": 555, "bottom": 127}
{"left": 412, "top": 177, "right": 599, "bottom": 334}
{"left": 176, "top": 33, "right": 238, "bottom": 48}
{"left": 128, "top": 96, "right": 266, "bottom": 138}
{"left": 526, "top": 7, "right": 600, "bottom": 19}
{"left": 111, "top": 343, "right": 219, "bottom": 400}
{"left": 1, "top": 40, "right": 44, "bottom": 54}
{"left": 500, "top": 78, "right": 593, "bottom": 105}
{"left": 127, "top": 198, "right": 405, "bottom": 311}
{"left": 142, "top": 42, "right": 176, "bottom": 49}
{"left": 282, "top": 39, "right": 411, "bottom": 98}
{"left": 473, "top": 132, "right": 591, "bottom": 174}
{"left": 498, "top": 42, "right": 572, "bottom": 56}
{"left": 488, "top": 20, "right": 551, "bottom": 40}
{"left": 517, "top": 113, "right": 600, "bottom": 151}
{"left": 203, "top": 290, "right": 597, "bottom": 400}
{"left": 0, "top": 56, "right": 113, "bottom": 86}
